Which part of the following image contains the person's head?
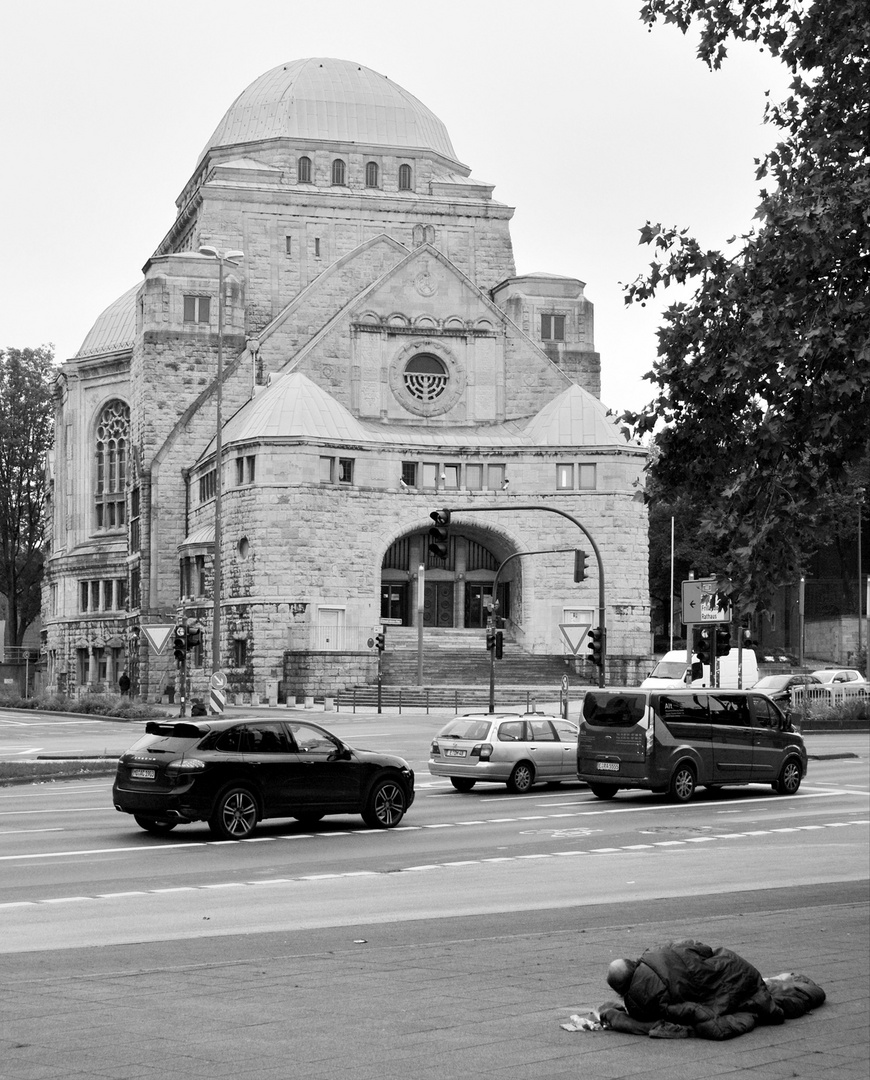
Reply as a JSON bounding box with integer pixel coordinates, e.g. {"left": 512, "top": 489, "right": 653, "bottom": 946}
{"left": 606, "top": 958, "right": 638, "bottom": 995}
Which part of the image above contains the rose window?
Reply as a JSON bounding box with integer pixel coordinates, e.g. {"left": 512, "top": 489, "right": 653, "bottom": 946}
{"left": 403, "top": 354, "right": 448, "bottom": 402}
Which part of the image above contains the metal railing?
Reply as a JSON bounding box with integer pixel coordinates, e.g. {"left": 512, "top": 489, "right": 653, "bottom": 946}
{"left": 336, "top": 686, "right": 543, "bottom": 714}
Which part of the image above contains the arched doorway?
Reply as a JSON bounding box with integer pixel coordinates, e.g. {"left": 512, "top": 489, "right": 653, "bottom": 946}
{"left": 381, "top": 529, "right": 513, "bottom": 628}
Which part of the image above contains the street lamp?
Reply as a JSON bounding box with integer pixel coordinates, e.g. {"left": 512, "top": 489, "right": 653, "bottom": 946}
{"left": 198, "top": 246, "right": 244, "bottom": 682}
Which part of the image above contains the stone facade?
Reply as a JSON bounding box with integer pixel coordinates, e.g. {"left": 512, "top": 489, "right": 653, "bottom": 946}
{"left": 41, "top": 58, "right": 649, "bottom": 703}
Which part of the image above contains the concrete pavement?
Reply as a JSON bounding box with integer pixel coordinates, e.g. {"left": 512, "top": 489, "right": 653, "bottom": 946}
{"left": 2, "top": 882, "right": 867, "bottom": 1079}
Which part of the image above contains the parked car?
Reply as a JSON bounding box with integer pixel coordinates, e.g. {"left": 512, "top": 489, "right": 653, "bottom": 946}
{"left": 428, "top": 712, "right": 579, "bottom": 793}
{"left": 751, "top": 673, "right": 823, "bottom": 710}
{"left": 113, "top": 717, "right": 414, "bottom": 839}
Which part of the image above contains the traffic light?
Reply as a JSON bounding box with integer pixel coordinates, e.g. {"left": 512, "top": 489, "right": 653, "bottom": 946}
{"left": 741, "top": 627, "right": 756, "bottom": 650}
{"left": 574, "top": 549, "right": 589, "bottom": 582}
{"left": 715, "top": 626, "right": 731, "bottom": 657}
{"left": 172, "top": 625, "right": 187, "bottom": 664}
{"left": 486, "top": 628, "right": 496, "bottom": 651}
{"left": 186, "top": 627, "right": 202, "bottom": 651}
{"left": 428, "top": 509, "right": 451, "bottom": 559}
{"left": 696, "top": 629, "right": 711, "bottom": 665}
{"left": 587, "top": 626, "right": 604, "bottom": 666}
{"left": 375, "top": 632, "right": 385, "bottom": 652}
{"left": 495, "top": 631, "right": 504, "bottom": 660}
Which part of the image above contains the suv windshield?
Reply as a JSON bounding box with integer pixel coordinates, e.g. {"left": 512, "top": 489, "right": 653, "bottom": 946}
{"left": 582, "top": 693, "right": 647, "bottom": 726}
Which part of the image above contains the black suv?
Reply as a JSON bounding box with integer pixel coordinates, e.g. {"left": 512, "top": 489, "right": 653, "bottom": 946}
{"left": 113, "top": 717, "right": 414, "bottom": 839}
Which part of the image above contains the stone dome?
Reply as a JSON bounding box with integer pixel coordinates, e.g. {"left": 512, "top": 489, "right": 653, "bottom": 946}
{"left": 197, "top": 57, "right": 459, "bottom": 166}
{"left": 75, "top": 284, "right": 138, "bottom": 358}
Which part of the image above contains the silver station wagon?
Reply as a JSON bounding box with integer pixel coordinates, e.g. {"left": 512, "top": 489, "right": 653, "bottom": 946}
{"left": 428, "top": 712, "right": 579, "bottom": 793}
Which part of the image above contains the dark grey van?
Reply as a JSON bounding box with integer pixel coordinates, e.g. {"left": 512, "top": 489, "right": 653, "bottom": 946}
{"left": 577, "top": 688, "right": 807, "bottom": 802}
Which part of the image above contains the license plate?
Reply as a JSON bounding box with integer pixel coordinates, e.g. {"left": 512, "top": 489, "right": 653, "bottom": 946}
{"left": 131, "top": 768, "right": 156, "bottom": 780}
{"left": 596, "top": 762, "right": 619, "bottom": 772}
{"left": 444, "top": 749, "right": 467, "bottom": 758}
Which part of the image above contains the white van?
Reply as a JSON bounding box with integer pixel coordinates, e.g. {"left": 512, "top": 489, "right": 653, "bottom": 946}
{"left": 641, "top": 648, "right": 758, "bottom": 690}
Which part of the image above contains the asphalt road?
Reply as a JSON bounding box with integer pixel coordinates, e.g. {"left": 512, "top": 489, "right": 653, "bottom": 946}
{"left": 1, "top": 710, "right": 867, "bottom": 955}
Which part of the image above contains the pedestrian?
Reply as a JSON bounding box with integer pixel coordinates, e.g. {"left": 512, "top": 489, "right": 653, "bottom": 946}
{"left": 118, "top": 671, "right": 131, "bottom": 697}
{"left": 191, "top": 698, "right": 207, "bottom": 716}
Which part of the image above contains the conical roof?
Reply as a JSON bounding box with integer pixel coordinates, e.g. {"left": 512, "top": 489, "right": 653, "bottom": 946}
{"left": 524, "top": 383, "right": 631, "bottom": 447}
{"left": 76, "top": 284, "right": 138, "bottom": 358}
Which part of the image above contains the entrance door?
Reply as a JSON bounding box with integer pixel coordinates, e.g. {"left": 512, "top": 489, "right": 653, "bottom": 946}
{"left": 380, "top": 584, "right": 408, "bottom": 624}
{"left": 465, "top": 583, "right": 511, "bottom": 627}
{"left": 424, "top": 582, "right": 454, "bottom": 626}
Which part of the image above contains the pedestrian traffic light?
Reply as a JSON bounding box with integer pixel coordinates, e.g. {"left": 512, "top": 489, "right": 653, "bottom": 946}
{"left": 696, "top": 629, "right": 711, "bottom": 665}
{"left": 574, "top": 549, "right": 589, "bottom": 582}
{"left": 495, "top": 631, "right": 504, "bottom": 660}
{"left": 715, "top": 626, "right": 731, "bottom": 657}
{"left": 741, "top": 627, "right": 756, "bottom": 650}
{"left": 173, "top": 625, "right": 187, "bottom": 664}
{"left": 587, "top": 626, "right": 604, "bottom": 667}
{"left": 186, "top": 627, "right": 202, "bottom": 651}
{"left": 428, "top": 509, "right": 451, "bottom": 559}
{"left": 486, "top": 627, "right": 496, "bottom": 651}
{"left": 375, "top": 632, "right": 385, "bottom": 652}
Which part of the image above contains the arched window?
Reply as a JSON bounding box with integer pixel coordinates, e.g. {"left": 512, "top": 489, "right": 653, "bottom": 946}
{"left": 331, "top": 159, "right": 346, "bottom": 186}
{"left": 403, "top": 354, "right": 447, "bottom": 402}
{"left": 298, "top": 156, "right": 312, "bottom": 183}
{"left": 95, "top": 399, "right": 130, "bottom": 531}
{"left": 365, "top": 161, "right": 379, "bottom": 188}
{"left": 398, "top": 163, "right": 413, "bottom": 191}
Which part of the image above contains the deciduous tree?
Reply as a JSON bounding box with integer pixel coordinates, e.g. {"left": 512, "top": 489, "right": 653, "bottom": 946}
{"left": 0, "top": 346, "right": 54, "bottom": 646}
{"left": 625, "top": 0, "right": 870, "bottom": 613}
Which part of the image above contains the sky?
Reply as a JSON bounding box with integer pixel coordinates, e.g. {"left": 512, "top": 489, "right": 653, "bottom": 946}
{"left": 0, "top": 0, "right": 789, "bottom": 417}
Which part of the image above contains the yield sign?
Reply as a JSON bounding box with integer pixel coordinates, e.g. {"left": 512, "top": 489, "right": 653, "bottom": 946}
{"left": 141, "top": 624, "right": 176, "bottom": 654}
{"left": 559, "top": 622, "right": 590, "bottom": 655}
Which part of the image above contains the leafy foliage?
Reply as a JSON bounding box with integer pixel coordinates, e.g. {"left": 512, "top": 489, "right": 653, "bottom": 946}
{"left": 626, "top": 1, "right": 870, "bottom": 612}
{"left": 0, "top": 346, "right": 55, "bottom": 644}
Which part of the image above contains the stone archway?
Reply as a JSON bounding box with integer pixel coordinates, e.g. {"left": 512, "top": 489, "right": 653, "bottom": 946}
{"left": 381, "top": 526, "right": 517, "bottom": 629}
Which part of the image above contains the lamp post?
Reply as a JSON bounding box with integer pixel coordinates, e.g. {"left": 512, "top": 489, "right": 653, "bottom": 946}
{"left": 198, "top": 246, "right": 244, "bottom": 682}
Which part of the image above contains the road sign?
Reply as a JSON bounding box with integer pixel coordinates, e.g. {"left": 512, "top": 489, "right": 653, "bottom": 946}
{"left": 681, "top": 579, "right": 731, "bottom": 625}
{"left": 141, "top": 625, "right": 175, "bottom": 654}
{"left": 210, "top": 670, "right": 227, "bottom": 690}
{"left": 559, "top": 622, "right": 590, "bottom": 655}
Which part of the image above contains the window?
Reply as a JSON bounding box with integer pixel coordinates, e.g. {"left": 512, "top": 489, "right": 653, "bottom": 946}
{"left": 298, "top": 156, "right": 312, "bottom": 183}
{"left": 199, "top": 470, "right": 216, "bottom": 503}
{"left": 130, "top": 567, "right": 140, "bottom": 609}
{"left": 314, "top": 237, "right": 321, "bottom": 257}
{"left": 233, "top": 639, "right": 248, "bottom": 667}
{"left": 557, "top": 464, "right": 574, "bottom": 490}
{"left": 404, "top": 354, "right": 448, "bottom": 402}
{"left": 398, "top": 163, "right": 413, "bottom": 191}
{"left": 541, "top": 314, "right": 565, "bottom": 341}
{"left": 338, "top": 458, "right": 354, "bottom": 484}
{"left": 578, "top": 464, "right": 597, "bottom": 490}
{"left": 95, "top": 399, "right": 129, "bottom": 531}
{"left": 528, "top": 719, "right": 557, "bottom": 741}
{"left": 331, "top": 158, "right": 346, "bottom": 186}
{"left": 710, "top": 694, "right": 752, "bottom": 728}
{"left": 422, "top": 462, "right": 439, "bottom": 487}
{"left": 365, "top": 161, "right": 379, "bottom": 188}
{"left": 442, "top": 464, "right": 460, "bottom": 489}
{"left": 487, "top": 464, "right": 506, "bottom": 490}
{"left": 285, "top": 236, "right": 292, "bottom": 255}
{"left": 465, "top": 464, "right": 483, "bottom": 490}
{"left": 319, "top": 456, "right": 334, "bottom": 483}
{"left": 401, "top": 461, "right": 417, "bottom": 487}
{"left": 79, "top": 578, "right": 126, "bottom": 612}
{"left": 235, "top": 456, "right": 256, "bottom": 485}
{"left": 183, "top": 296, "right": 211, "bottom": 323}
{"left": 129, "top": 486, "right": 140, "bottom": 552}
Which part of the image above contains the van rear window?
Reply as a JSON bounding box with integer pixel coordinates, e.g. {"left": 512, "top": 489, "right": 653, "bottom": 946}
{"left": 582, "top": 693, "right": 646, "bottom": 726}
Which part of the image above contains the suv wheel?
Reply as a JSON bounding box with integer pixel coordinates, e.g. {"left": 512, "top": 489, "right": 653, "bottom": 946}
{"left": 668, "top": 764, "right": 696, "bottom": 803}
{"left": 362, "top": 778, "right": 407, "bottom": 828}
{"left": 209, "top": 787, "right": 259, "bottom": 840}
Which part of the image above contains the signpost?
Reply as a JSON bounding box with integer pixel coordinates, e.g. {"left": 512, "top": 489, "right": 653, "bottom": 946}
{"left": 681, "top": 578, "right": 731, "bottom": 625}
{"left": 210, "top": 669, "right": 227, "bottom": 715}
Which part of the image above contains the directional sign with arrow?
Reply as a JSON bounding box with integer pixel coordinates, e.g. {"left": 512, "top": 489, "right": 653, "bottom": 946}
{"left": 681, "top": 579, "right": 731, "bottom": 625}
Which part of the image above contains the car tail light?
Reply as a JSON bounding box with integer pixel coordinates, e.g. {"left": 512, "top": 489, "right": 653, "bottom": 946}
{"left": 471, "top": 743, "right": 493, "bottom": 760}
{"left": 166, "top": 758, "right": 206, "bottom": 773}
{"left": 430, "top": 740, "right": 440, "bottom": 754}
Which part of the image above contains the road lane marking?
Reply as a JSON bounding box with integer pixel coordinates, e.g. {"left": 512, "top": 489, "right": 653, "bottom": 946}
{"left": 4, "top": 819, "right": 867, "bottom": 908}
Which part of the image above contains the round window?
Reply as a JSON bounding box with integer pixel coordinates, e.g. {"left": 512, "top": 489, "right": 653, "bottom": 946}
{"left": 403, "top": 354, "right": 448, "bottom": 402}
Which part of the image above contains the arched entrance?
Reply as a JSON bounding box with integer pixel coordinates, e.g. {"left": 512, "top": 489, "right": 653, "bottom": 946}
{"left": 381, "top": 529, "right": 513, "bottom": 628}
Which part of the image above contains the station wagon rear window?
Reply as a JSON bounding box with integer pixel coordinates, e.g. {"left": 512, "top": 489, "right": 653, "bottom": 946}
{"left": 439, "top": 719, "right": 493, "bottom": 741}
{"left": 582, "top": 693, "right": 646, "bottom": 726}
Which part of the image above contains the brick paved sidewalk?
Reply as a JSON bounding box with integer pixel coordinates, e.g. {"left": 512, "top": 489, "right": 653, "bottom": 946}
{"left": 2, "top": 882, "right": 867, "bottom": 1080}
